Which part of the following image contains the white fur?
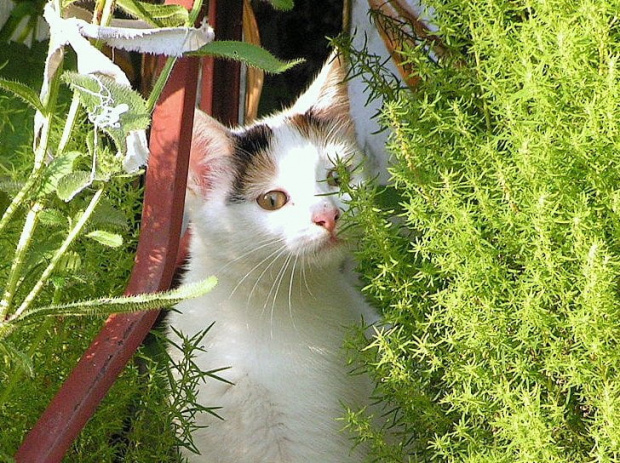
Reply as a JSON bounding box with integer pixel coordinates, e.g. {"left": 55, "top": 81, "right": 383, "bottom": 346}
{"left": 169, "top": 55, "right": 377, "bottom": 462}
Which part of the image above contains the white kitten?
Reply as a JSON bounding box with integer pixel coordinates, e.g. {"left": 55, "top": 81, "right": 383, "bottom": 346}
{"left": 168, "top": 53, "right": 377, "bottom": 463}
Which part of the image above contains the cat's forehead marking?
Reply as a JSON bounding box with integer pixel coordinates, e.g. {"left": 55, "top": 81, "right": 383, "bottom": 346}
{"left": 234, "top": 124, "right": 273, "bottom": 160}
{"left": 288, "top": 110, "right": 336, "bottom": 142}
{"left": 229, "top": 124, "right": 276, "bottom": 203}
{"left": 290, "top": 112, "right": 320, "bottom": 137}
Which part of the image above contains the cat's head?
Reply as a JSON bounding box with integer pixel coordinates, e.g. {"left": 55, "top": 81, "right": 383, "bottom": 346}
{"left": 186, "top": 53, "right": 364, "bottom": 270}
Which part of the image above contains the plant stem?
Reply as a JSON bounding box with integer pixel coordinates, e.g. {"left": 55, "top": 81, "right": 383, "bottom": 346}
{"left": 0, "top": 112, "right": 52, "bottom": 235}
{"left": 145, "top": 0, "right": 204, "bottom": 113}
{"left": 0, "top": 167, "right": 43, "bottom": 236}
{"left": 100, "top": 0, "right": 117, "bottom": 27}
{"left": 0, "top": 322, "right": 15, "bottom": 340}
{"left": 92, "top": 0, "right": 105, "bottom": 26}
{"left": 0, "top": 32, "right": 63, "bottom": 235}
{"left": 146, "top": 57, "right": 177, "bottom": 113}
{"left": 188, "top": 0, "right": 204, "bottom": 25}
{"left": 58, "top": 92, "right": 81, "bottom": 155}
{"left": 12, "top": 187, "right": 105, "bottom": 320}
{"left": 0, "top": 202, "right": 44, "bottom": 321}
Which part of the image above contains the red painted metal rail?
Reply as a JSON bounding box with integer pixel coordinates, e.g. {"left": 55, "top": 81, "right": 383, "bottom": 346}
{"left": 15, "top": 0, "right": 242, "bottom": 460}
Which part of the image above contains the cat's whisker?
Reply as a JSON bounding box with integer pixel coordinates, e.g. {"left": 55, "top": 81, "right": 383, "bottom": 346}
{"left": 266, "top": 252, "right": 290, "bottom": 338}
{"left": 279, "top": 254, "right": 296, "bottom": 331}
{"left": 301, "top": 254, "right": 314, "bottom": 298}
{"left": 231, "top": 241, "right": 287, "bottom": 301}
{"left": 297, "top": 254, "right": 304, "bottom": 295}
{"left": 251, "top": 245, "right": 289, "bottom": 314}
{"left": 218, "top": 236, "right": 281, "bottom": 276}
{"left": 225, "top": 237, "right": 286, "bottom": 297}
{"left": 257, "top": 249, "right": 290, "bottom": 333}
{"left": 266, "top": 251, "right": 293, "bottom": 319}
{"left": 288, "top": 255, "right": 300, "bottom": 332}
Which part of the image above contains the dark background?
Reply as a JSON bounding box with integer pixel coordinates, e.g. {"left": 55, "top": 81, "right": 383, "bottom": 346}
{"left": 252, "top": 0, "right": 344, "bottom": 115}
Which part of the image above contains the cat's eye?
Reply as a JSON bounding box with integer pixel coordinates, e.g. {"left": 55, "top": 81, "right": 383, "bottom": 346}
{"left": 326, "top": 168, "right": 342, "bottom": 187}
{"left": 257, "top": 190, "right": 288, "bottom": 210}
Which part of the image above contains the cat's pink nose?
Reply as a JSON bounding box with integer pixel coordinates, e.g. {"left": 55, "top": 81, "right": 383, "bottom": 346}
{"left": 313, "top": 209, "right": 340, "bottom": 233}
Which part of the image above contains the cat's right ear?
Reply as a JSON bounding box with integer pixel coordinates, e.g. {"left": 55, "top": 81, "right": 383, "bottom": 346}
{"left": 189, "top": 109, "right": 234, "bottom": 197}
{"left": 290, "top": 51, "right": 352, "bottom": 132}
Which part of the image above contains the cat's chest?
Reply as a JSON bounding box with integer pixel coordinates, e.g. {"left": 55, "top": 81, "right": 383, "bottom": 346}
{"left": 172, "top": 268, "right": 364, "bottom": 370}
{"left": 175, "top": 276, "right": 358, "bottom": 344}
{"left": 169, "top": 256, "right": 374, "bottom": 462}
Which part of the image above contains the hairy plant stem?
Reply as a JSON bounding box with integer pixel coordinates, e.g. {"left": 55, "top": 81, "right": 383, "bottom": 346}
{"left": 1, "top": 0, "right": 203, "bottom": 324}
{"left": 0, "top": 323, "right": 15, "bottom": 341}
{"left": 0, "top": 17, "right": 63, "bottom": 235}
{"left": 0, "top": 0, "right": 79, "bottom": 323}
{"left": 12, "top": 187, "right": 105, "bottom": 321}
{"left": 0, "top": 112, "right": 52, "bottom": 236}
{"left": 58, "top": 92, "right": 81, "bottom": 155}
{"left": 0, "top": 202, "right": 44, "bottom": 321}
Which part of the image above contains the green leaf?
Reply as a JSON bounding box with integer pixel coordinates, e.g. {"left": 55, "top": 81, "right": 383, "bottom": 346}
{"left": 56, "top": 251, "right": 82, "bottom": 273}
{"left": 39, "top": 209, "right": 67, "bottom": 227}
{"left": 86, "top": 230, "right": 123, "bottom": 248}
{"left": 16, "top": 276, "right": 218, "bottom": 321}
{"left": 189, "top": 41, "right": 303, "bottom": 74}
{"left": 266, "top": 0, "right": 294, "bottom": 10}
{"left": 116, "top": 0, "right": 189, "bottom": 27}
{"left": 56, "top": 171, "right": 92, "bottom": 202}
{"left": 91, "top": 200, "right": 129, "bottom": 230}
{"left": 61, "top": 72, "right": 150, "bottom": 161}
{"left": 38, "top": 151, "right": 83, "bottom": 196}
{"left": 0, "top": 77, "right": 45, "bottom": 113}
{"left": 0, "top": 340, "right": 34, "bottom": 377}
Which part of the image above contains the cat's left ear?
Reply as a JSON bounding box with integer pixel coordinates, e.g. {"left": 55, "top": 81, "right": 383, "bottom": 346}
{"left": 188, "top": 109, "right": 235, "bottom": 197}
{"left": 290, "top": 51, "right": 352, "bottom": 130}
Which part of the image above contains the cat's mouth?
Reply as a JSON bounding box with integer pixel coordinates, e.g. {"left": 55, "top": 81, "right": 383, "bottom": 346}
{"left": 327, "top": 233, "right": 342, "bottom": 246}
{"left": 295, "top": 233, "right": 340, "bottom": 256}
{"left": 290, "top": 225, "right": 348, "bottom": 260}
{"left": 316, "top": 230, "right": 346, "bottom": 251}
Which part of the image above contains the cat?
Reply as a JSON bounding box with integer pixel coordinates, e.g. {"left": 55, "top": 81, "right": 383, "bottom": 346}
{"left": 167, "top": 52, "right": 377, "bottom": 463}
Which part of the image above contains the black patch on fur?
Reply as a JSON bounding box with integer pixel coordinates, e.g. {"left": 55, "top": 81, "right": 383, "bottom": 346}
{"left": 229, "top": 124, "right": 273, "bottom": 202}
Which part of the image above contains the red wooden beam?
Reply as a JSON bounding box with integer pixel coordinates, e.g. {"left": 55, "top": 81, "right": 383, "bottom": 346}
{"left": 200, "top": 0, "right": 243, "bottom": 123}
